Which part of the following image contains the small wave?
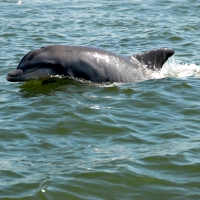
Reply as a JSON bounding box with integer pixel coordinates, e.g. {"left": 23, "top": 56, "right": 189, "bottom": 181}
{"left": 151, "top": 57, "right": 200, "bottom": 79}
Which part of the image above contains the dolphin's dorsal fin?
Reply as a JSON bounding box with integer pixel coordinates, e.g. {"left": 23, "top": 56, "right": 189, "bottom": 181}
{"left": 132, "top": 48, "right": 174, "bottom": 70}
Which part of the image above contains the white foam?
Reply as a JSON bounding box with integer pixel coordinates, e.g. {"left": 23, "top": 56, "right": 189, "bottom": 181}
{"left": 17, "top": 1, "right": 22, "bottom": 4}
{"left": 151, "top": 57, "right": 200, "bottom": 79}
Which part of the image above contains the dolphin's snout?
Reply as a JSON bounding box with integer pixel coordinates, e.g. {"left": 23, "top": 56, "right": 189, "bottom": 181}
{"left": 6, "top": 69, "right": 23, "bottom": 82}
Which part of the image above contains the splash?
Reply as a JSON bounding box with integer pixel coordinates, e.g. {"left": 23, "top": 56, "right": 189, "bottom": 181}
{"left": 151, "top": 57, "right": 200, "bottom": 79}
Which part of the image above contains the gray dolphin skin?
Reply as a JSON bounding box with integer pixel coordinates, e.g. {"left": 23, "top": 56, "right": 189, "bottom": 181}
{"left": 6, "top": 45, "right": 174, "bottom": 83}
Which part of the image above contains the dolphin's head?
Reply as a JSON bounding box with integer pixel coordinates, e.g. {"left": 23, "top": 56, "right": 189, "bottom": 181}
{"left": 6, "top": 46, "right": 65, "bottom": 82}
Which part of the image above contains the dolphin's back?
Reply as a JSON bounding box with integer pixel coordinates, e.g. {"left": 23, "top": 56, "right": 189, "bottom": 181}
{"left": 61, "top": 46, "right": 147, "bottom": 82}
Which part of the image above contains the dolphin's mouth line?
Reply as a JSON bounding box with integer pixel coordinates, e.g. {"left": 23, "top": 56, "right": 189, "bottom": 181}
{"left": 10, "top": 68, "right": 44, "bottom": 77}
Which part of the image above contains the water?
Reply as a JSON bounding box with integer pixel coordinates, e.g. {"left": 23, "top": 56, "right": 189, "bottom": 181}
{"left": 1, "top": 0, "right": 200, "bottom": 199}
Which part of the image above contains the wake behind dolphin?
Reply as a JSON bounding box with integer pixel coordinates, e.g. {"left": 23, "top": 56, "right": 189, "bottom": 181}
{"left": 6, "top": 45, "right": 174, "bottom": 83}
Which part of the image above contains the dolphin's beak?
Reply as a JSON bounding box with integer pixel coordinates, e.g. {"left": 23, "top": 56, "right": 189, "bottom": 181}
{"left": 6, "top": 68, "right": 58, "bottom": 82}
{"left": 6, "top": 69, "right": 24, "bottom": 82}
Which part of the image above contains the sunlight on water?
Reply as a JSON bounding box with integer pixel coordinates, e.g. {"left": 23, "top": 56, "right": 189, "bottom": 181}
{"left": 17, "top": 1, "right": 22, "bottom": 5}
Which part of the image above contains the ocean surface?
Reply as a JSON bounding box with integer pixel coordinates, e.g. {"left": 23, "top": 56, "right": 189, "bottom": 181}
{"left": 1, "top": 0, "right": 200, "bottom": 199}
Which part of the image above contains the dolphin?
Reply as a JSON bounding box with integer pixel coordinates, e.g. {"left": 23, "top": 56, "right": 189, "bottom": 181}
{"left": 6, "top": 45, "right": 174, "bottom": 83}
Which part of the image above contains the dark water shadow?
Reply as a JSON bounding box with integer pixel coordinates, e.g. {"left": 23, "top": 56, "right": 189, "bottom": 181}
{"left": 19, "top": 75, "right": 131, "bottom": 98}
{"left": 19, "top": 77, "right": 87, "bottom": 97}
{"left": 19, "top": 76, "right": 162, "bottom": 98}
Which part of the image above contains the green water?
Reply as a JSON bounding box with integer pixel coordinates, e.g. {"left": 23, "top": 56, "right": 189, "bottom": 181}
{"left": 1, "top": 1, "right": 200, "bottom": 199}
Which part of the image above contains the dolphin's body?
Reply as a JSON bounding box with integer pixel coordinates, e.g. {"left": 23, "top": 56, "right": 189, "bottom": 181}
{"left": 6, "top": 45, "right": 174, "bottom": 83}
